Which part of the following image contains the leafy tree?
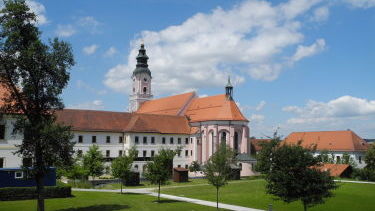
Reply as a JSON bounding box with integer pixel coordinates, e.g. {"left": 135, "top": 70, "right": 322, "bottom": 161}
{"left": 256, "top": 139, "right": 337, "bottom": 211}
{"left": 83, "top": 145, "right": 104, "bottom": 179}
{"left": 189, "top": 160, "right": 201, "bottom": 177}
{"left": 365, "top": 144, "right": 375, "bottom": 170}
{"left": 111, "top": 147, "right": 137, "bottom": 193}
{"left": 144, "top": 148, "right": 179, "bottom": 202}
{"left": 203, "top": 143, "right": 235, "bottom": 210}
{"left": 0, "top": 1, "right": 75, "bottom": 210}
{"left": 317, "top": 150, "right": 334, "bottom": 163}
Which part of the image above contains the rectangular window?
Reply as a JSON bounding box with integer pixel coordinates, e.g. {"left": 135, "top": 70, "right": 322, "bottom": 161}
{"left": 106, "top": 150, "right": 110, "bottom": 157}
{"left": 185, "top": 138, "right": 189, "bottom": 144}
{"left": 177, "top": 164, "right": 181, "bottom": 168}
{"left": 191, "top": 150, "right": 193, "bottom": 156}
{"left": 77, "top": 150, "right": 83, "bottom": 156}
{"left": 143, "top": 150, "right": 147, "bottom": 157}
{"left": 78, "top": 135, "right": 83, "bottom": 143}
{"left": 151, "top": 150, "right": 155, "bottom": 157}
{"left": 162, "top": 137, "right": 166, "bottom": 144}
{"left": 0, "top": 124, "right": 5, "bottom": 139}
{"left": 359, "top": 156, "right": 362, "bottom": 164}
{"left": 92, "top": 136, "right": 96, "bottom": 143}
{"left": 0, "top": 158, "right": 4, "bottom": 168}
{"left": 336, "top": 156, "right": 341, "bottom": 163}
{"left": 190, "top": 138, "right": 193, "bottom": 144}
{"left": 185, "top": 150, "right": 189, "bottom": 157}
{"left": 106, "top": 136, "right": 111, "bottom": 143}
{"left": 15, "top": 171, "right": 23, "bottom": 179}
{"left": 135, "top": 136, "right": 139, "bottom": 144}
{"left": 177, "top": 151, "right": 181, "bottom": 157}
{"left": 119, "top": 150, "right": 123, "bottom": 157}
{"left": 22, "top": 158, "right": 32, "bottom": 167}
{"left": 143, "top": 137, "right": 147, "bottom": 144}
{"left": 185, "top": 164, "right": 188, "bottom": 169}
{"left": 119, "top": 136, "right": 123, "bottom": 143}
{"left": 170, "top": 137, "right": 174, "bottom": 144}
{"left": 178, "top": 138, "right": 181, "bottom": 144}
{"left": 151, "top": 137, "right": 155, "bottom": 144}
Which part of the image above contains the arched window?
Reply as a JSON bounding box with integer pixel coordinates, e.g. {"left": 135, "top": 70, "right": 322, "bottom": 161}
{"left": 134, "top": 165, "right": 138, "bottom": 170}
{"left": 221, "top": 132, "right": 226, "bottom": 145}
{"left": 143, "top": 87, "right": 147, "bottom": 93}
{"left": 234, "top": 132, "right": 239, "bottom": 152}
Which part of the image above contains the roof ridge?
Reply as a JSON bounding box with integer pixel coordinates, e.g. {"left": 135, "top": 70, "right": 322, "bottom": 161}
{"left": 62, "top": 109, "right": 128, "bottom": 114}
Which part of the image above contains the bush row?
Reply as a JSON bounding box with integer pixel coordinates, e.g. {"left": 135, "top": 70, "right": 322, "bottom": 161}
{"left": 0, "top": 185, "right": 71, "bottom": 201}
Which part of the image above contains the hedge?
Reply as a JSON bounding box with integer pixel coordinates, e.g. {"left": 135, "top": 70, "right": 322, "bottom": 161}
{"left": 0, "top": 185, "right": 71, "bottom": 201}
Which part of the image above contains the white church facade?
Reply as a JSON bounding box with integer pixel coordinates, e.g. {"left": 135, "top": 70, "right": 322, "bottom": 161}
{"left": 0, "top": 44, "right": 255, "bottom": 176}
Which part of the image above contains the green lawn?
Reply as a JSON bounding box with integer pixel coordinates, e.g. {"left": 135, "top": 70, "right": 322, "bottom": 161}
{"left": 0, "top": 191, "right": 217, "bottom": 211}
{"left": 161, "top": 179, "right": 375, "bottom": 211}
{"left": 98, "top": 178, "right": 210, "bottom": 189}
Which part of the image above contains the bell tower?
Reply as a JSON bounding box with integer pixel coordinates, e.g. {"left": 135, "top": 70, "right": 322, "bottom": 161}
{"left": 129, "top": 44, "right": 153, "bottom": 112}
{"left": 225, "top": 76, "right": 233, "bottom": 100}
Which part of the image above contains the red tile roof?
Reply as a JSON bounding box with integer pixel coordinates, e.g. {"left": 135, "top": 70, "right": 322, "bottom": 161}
{"left": 137, "top": 92, "right": 196, "bottom": 116}
{"left": 314, "top": 163, "right": 351, "bottom": 177}
{"left": 184, "top": 94, "right": 248, "bottom": 122}
{"left": 250, "top": 139, "right": 272, "bottom": 151}
{"left": 283, "top": 130, "right": 369, "bottom": 152}
{"left": 56, "top": 109, "right": 191, "bottom": 134}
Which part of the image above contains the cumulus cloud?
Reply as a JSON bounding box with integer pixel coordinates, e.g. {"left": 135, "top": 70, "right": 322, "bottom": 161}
{"left": 55, "top": 24, "right": 76, "bottom": 37}
{"left": 283, "top": 96, "right": 375, "bottom": 124}
{"left": 26, "top": 0, "right": 48, "bottom": 25}
{"left": 68, "top": 100, "right": 104, "bottom": 110}
{"left": 290, "top": 39, "right": 326, "bottom": 62}
{"left": 311, "top": 6, "right": 329, "bottom": 22}
{"left": 104, "top": 47, "right": 118, "bottom": 57}
{"left": 77, "top": 16, "right": 101, "bottom": 34}
{"left": 345, "top": 0, "right": 375, "bottom": 8}
{"left": 104, "top": 0, "right": 328, "bottom": 95}
{"left": 83, "top": 44, "right": 98, "bottom": 55}
{"left": 255, "top": 101, "right": 266, "bottom": 111}
{"left": 250, "top": 114, "right": 265, "bottom": 122}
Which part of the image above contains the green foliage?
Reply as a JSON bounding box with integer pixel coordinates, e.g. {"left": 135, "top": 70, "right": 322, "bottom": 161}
{"left": 83, "top": 145, "right": 104, "bottom": 179}
{"left": 203, "top": 142, "right": 236, "bottom": 209}
{"left": 317, "top": 150, "right": 334, "bottom": 164}
{"left": 0, "top": 1, "right": 75, "bottom": 210}
{"left": 256, "top": 138, "right": 337, "bottom": 211}
{"left": 111, "top": 147, "right": 137, "bottom": 193}
{"left": 189, "top": 161, "right": 201, "bottom": 173}
{"left": 254, "top": 137, "right": 279, "bottom": 173}
{"left": 352, "top": 168, "right": 375, "bottom": 181}
{"left": 0, "top": 185, "right": 71, "bottom": 201}
{"left": 365, "top": 144, "right": 375, "bottom": 170}
{"left": 144, "top": 148, "right": 178, "bottom": 202}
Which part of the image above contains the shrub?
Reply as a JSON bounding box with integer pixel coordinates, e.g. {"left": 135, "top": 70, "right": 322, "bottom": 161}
{"left": 353, "top": 168, "right": 375, "bottom": 181}
{"left": 67, "top": 179, "right": 93, "bottom": 189}
{"left": 0, "top": 185, "right": 71, "bottom": 201}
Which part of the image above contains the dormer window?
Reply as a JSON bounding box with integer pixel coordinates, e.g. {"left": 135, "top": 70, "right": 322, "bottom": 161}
{"left": 143, "top": 87, "right": 147, "bottom": 93}
{"left": 144, "top": 78, "right": 147, "bottom": 82}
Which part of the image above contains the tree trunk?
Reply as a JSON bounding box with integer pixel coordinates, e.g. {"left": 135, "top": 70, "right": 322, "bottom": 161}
{"left": 36, "top": 173, "right": 45, "bottom": 211}
{"left": 120, "top": 179, "right": 123, "bottom": 194}
{"left": 303, "top": 202, "right": 307, "bottom": 211}
{"left": 216, "top": 187, "right": 219, "bottom": 210}
{"left": 158, "top": 181, "right": 161, "bottom": 202}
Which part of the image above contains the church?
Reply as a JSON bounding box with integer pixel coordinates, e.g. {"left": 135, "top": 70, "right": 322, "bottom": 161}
{"left": 0, "top": 44, "right": 254, "bottom": 176}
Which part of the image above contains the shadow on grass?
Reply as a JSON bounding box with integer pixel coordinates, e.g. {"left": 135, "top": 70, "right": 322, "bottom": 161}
{"left": 57, "top": 204, "right": 130, "bottom": 211}
{"left": 152, "top": 199, "right": 181, "bottom": 204}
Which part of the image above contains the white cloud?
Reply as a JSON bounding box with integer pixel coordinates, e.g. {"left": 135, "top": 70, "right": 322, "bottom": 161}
{"left": 104, "top": 0, "right": 327, "bottom": 95}
{"left": 345, "top": 0, "right": 375, "bottom": 8}
{"left": 250, "top": 114, "right": 265, "bottom": 122}
{"left": 68, "top": 100, "right": 104, "bottom": 110}
{"left": 77, "top": 16, "right": 101, "bottom": 34}
{"left": 290, "top": 39, "right": 326, "bottom": 62}
{"left": 55, "top": 24, "right": 76, "bottom": 37}
{"left": 311, "top": 6, "right": 329, "bottom": 22}
{"left": 83, "top": 44, "right": 98, "bottom": 55}
{"left": 283, "top": 96, "right": 375, "bottom": 124}
{"left": 26, "top": 0, "right": 48, "bottom": 25}
{"left": 255, "top": 101, "right": 266, "bottom": 111}
{"left": 104, "top": 47, "right": 118, "bottom": 57}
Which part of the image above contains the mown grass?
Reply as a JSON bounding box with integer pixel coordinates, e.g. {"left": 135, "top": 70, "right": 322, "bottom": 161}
{"left": 161, "top": 179, "right": 375, "bottom": 211}
{"left": 0, "top": 191, "right": 217, "bottom": 211}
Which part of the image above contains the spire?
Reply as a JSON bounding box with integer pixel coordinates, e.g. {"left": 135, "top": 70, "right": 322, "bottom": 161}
{"left": 133, "top": 43, "right": 151, "bottom": 77}
{"left": 225, "top": 76, "right": 233, "bottom": 100}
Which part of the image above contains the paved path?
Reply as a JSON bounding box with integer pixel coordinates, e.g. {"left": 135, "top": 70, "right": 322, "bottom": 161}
{"left": 334, "top": 179, "right": 375, "bottom": 184}
{"left": 73, "top": 188, "right": 264, "bottom": 211}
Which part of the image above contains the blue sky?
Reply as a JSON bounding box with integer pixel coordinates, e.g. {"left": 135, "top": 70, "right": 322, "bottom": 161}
{"left": 26, "top": 0, "right": 375, "bottom": 138}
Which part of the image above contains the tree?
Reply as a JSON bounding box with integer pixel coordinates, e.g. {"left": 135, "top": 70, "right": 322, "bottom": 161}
{"left": 111, "top": 147, "right": 137, "bottom": 194}
{"left": 203, "top": 143, "right": 235, "bottom": 210}
{"left": 83, "top": 145, "right": 104, "bottom": 179}
{"left": 365, "top": 144, "right": 375, "bottom": 170}
{"left": 256, "top": 139, "right": 337, "bottom": 211}
{"left": 189, "top": 160, "right": 201, "bottom": 177}
{"left": 144, "top": 148, "right": 179, "bottom": 202}
{"left": 0, "top": 1, "right": 75, "bottom": 210}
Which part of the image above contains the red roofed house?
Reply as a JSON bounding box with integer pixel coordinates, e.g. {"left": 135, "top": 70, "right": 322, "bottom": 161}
{"left": 0, "top": 44, "right": 254, "bottom": 176}
{"left": 284, "top": 130, "right": 369, "bottom": 168}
